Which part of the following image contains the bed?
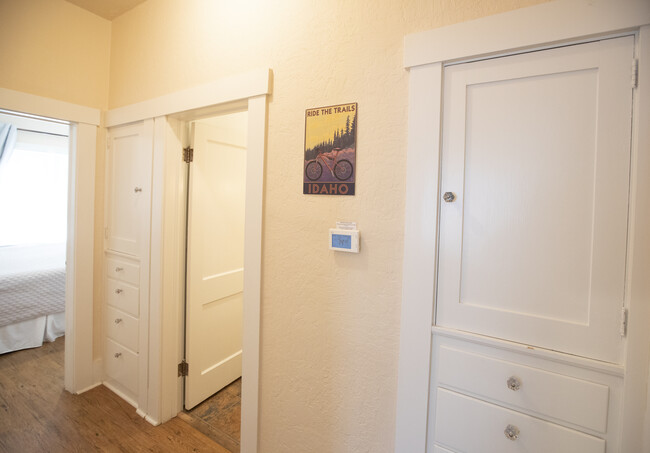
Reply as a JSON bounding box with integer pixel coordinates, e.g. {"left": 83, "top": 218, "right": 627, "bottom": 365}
{"left": 0, "top": 243, "right": 66, "bottom": 354}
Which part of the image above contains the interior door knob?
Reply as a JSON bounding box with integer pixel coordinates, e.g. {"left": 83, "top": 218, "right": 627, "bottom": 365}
{"left": 443, "top": 192, "right": 456, "bottom": 202}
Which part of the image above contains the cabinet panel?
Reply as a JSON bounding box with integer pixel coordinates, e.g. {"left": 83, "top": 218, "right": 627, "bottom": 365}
{"left": 438, "top": 346, "right": 609, "bottom": 432}
{"left": 436, "top": 36, "right": 634, "bottom": 364}
{"left": 105, "top": 338, "right": 138, "bottom": 395}
{"left": 105, "top": 306, "right": 139, "bottom": 353}
{"left": 106, "top": 278, "right": 139, "bottom": 317}
{"left": 434, "top": 388, "right": 605, "bottom": 453}
{"left": 105, "top": 120, "right": 153, "bottom": 256}
{"left": 106, "top": 257, "right": 139, "bottom": 286}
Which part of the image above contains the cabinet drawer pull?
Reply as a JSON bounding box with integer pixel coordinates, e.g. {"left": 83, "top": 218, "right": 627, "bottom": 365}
{"left": 504, "top": 424, "right": 520, "bottom": 441}
{"left": 134, "top": 187, "right": 142, "bottom": 193}
{"left": 114, "top": 352, "right": 122, "bottom": 358}
{"left": 115, "top": 288, "right": 123, "bottom": 294}
{"left": 115, "top": 267, "right": 123, "bottom": 272}
{"left": 507, "top": 376, "right": 522, "bottom": 391}
{"left": 114, "top": 318, "right": 123, "bottom": 324}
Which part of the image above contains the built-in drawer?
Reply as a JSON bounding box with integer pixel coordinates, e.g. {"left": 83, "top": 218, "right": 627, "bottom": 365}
{"left": 105, "top": 306, "right": 138, "bottom": 353}
{"left": 106, "top": 256, "right": 139, "bottom": 286}
{"left": 106, "top": 278, "right": 139, "bottom": 317}
{"left": 434, "top": 388, "right": 605, "bottom": 453}
{"left": 437, "top": 346, "right": 609, "bottom": 433}
{"left": 105, "top": 338, "right": 138, "bottom": 396}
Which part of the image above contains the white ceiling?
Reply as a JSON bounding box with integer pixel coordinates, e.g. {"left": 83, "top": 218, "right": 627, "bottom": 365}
{"left": 65, "top": 0, "right": 148, "bottom": 20}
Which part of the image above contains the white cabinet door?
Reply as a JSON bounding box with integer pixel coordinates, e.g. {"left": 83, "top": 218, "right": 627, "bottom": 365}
{"left": 185, "top": 120, "right": 246, "bottom": 410}
{"left": 105, "top": 120, "right": 153, "bottom": 257}
{"left": 436, "top": 37, "right": 635, "bottom": 363}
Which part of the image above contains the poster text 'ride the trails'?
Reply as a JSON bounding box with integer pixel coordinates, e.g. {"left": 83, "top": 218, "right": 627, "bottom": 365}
{"left": 303, "top": 103, "right": 357, "bottom": 195}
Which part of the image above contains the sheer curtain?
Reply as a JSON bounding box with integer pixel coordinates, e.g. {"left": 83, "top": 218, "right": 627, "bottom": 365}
{"left": 0, "top": 122, "right": 17, "bottom": 174}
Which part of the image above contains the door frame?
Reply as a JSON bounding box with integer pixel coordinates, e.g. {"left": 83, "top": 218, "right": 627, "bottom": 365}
{"left": 105, "top": 68, "right": 271, "bottom": 452}
{"left": 0, "top": 87, "right": 100, "bottom": 394}
{"left": 395, "top": 1, "right": 650, "bottom": 451}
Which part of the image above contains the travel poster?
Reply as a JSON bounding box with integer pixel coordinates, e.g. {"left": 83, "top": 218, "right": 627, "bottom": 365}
{"left": 303, "top": 102, "right": 357, "bottom": 195}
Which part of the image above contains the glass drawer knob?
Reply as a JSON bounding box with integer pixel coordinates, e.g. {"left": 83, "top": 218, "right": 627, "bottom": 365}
{"left": 504, "top": 424, "right": 520, "bottom": 441}
{"left": 507, "top": 376, "right": 522, "bottom": 391}
{"left": 443, "top": 192, "right": 456, "bottom": 202}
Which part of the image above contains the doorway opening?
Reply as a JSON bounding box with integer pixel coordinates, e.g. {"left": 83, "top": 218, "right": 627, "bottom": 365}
{"left": 176, "top": 110, "right": 248, "bottom": 453}
{"left": 0, "top": 109, "right": 69, "bottom": 356}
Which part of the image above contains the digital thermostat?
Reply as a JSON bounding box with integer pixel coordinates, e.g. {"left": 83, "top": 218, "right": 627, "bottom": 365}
{"left": 329, "top": 222, "right": 360, "bottom": 253}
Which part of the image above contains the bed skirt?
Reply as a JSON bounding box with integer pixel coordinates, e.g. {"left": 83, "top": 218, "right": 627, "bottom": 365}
{"left": 0, "top": 312, "right": 65, "bottom": 354}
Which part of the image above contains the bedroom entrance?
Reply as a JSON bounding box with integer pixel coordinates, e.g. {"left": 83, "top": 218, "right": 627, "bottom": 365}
{"left": 0, "top": 109, "right": 69, "bottom": 355}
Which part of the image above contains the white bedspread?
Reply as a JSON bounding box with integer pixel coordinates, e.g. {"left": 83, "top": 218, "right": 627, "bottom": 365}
{"left": 0, "top": 243, "right": 66, "bottom": 352}
{"left": 0, "top": 268, "right": 66, "bottom": 327}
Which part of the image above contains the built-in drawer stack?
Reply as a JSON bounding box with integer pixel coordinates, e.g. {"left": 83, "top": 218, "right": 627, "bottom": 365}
{"left": 428, "top": 329, "right": 624, "bottom": 453}
{"left": 104, "top": 254, "right": 140, "bottom": 399}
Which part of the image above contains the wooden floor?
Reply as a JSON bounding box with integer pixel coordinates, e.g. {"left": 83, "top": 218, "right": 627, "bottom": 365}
{"left": 179, "top": 379, "right": 241, "bottom": 453}
{"left": 0, "top": 337, "right": 229, "bottom": 453}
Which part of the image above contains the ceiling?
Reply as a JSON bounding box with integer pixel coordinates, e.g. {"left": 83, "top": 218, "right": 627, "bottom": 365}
{"left": 65, "top": 0, "right": 148, "bottom": 20}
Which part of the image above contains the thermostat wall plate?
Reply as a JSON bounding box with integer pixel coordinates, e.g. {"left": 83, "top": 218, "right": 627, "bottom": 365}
{"left": 329, "top": 222, "right": 360, "bottom": 253}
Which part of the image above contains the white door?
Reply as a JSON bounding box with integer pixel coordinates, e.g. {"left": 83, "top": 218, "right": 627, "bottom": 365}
{"left": 185, "top": 116, "right": 247, "bottom": 410}
{"left": 106, "top": 120, "right": 154, "bottom": 257}
{"left": 436, "top": 36, "right": 635, "bottom": 364}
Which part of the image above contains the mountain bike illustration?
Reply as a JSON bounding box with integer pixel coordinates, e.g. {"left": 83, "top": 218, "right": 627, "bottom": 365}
{"left": 305, "top": 147, "right": 354, "bottom": 181}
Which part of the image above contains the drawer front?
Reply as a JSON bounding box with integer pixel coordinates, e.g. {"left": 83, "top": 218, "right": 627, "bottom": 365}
{"left": 106, "top": 257, "right": 139, "bottom": 286}
{"left": 106, "top": 278, "right": 139, "bottom": 317}
{"left": 105, "top": 338, "right": 138, "bottom": 395}
{"left": 438, "top": 346, "right": 609, "bottom": 432}
{"left": 435, "top": 388, "right": 605, "bottom": 453}
{"left": 105, "top": 306, "right": 139, "bottom": 352}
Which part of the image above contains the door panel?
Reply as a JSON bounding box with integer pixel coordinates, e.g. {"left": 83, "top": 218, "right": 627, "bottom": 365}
{"left": 106, "top": 120, "right": 153, "bottom": 257}
{"left": 185, "top": 117, "right": 247, "bottom": 410}
{"left": 436, "top": 37, "right": 635, "bottom": 363}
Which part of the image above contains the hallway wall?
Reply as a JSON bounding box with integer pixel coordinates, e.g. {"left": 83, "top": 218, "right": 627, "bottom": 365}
{"left": 108, "top": 1, "right": 548, "bottom": 450}
{"left": 0, "top": 0, "right": 111, "bottom": 109}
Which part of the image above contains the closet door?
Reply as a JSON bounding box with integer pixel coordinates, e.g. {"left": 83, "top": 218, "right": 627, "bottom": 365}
{"left": 105, "top": 120, "right": 154, "bottom": 257}
{"left": 436, "top": 36, "right": 634, "bottom": 363}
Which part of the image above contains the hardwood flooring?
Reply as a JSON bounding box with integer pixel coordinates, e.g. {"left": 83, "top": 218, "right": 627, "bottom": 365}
{"left": 179, "top": 379, "right": 241, "bottom": 453}
{"left": 0, "top": 337, "right": 228, "bottom": 453}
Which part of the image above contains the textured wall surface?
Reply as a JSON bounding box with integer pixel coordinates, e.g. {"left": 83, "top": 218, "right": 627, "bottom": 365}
{"left": 109, "top": 0, "right": 548, "bottom": 451}
{"left": 0, "top": 0, "right": 111, "bottom": 109}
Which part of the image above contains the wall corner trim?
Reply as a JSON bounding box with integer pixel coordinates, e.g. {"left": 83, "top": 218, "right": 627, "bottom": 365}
{"left": 105, "top": 68, "right": 272, "bottom": 128}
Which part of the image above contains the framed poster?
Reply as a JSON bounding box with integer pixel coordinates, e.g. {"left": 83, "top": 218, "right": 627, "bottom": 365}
{"left": 303, "top": 102, "right": 357, "bottom": 195}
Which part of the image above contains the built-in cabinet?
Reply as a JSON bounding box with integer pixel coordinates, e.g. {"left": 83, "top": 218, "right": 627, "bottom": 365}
{"left": 427, "top": 36, "right": 635, "bottom": 452}
{"left": 103, "top": 120, "right": 153, "bottom": 412}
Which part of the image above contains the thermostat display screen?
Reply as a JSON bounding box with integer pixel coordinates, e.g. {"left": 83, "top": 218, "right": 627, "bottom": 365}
{"left": 331, "top": 234, "right": 352, "bottom": 249}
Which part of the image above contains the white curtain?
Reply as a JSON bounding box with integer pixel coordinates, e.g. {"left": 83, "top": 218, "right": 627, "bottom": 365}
{"left": 0, "top": 122, "right": 17, "bottom": 173}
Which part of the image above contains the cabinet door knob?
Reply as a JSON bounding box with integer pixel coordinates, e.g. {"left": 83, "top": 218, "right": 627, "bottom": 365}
{"left": 115, "top": 267, "right": 123, "bottom": 272}
{"left": 114, "top": 352, "right": 122, "bottom": 358}
{"left": 134, "top": 187, "right": 142, "bottom": 193}
{"left": 504, "top": 424, "right": 520, "bottom": 441}
{"left": 114, "top": 318, "right": 123, "bottom": 324}
{"left": 507, "top": 376, "right": 522, "bottom": 391}
{"left": 115, "top": 288, "right": 123, "bottom": 294}
{"left": 443, "top": 192, "right": 456, "bottom": 202}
